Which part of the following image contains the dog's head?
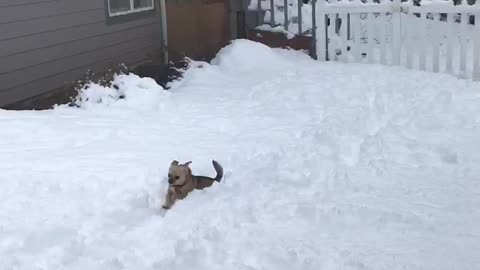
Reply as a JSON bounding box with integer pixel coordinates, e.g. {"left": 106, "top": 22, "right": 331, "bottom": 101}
{"left": 168, "top": 160, "right": 192, "bottom": 186}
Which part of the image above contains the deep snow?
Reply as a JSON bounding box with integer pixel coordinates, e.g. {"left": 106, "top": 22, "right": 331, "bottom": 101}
{"left": 1, "top": 40, "right": 480, "bottom": 270}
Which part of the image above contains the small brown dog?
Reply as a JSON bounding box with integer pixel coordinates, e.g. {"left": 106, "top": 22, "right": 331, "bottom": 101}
{"left": 162, "top": 160, "right": 223, "bottom": 209}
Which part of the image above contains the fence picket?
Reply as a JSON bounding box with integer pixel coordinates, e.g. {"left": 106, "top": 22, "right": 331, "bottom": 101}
{"left": 391, "top": 0, "right": 401, "bottom": 66}
{"left": 446, "top": 12, "right": 454, "bottom": 74}
{"left": 327, "top": 13, "right": 336, "bottom": 61}
{"left": 340, "top": 12, "right": 349, "bottom": 62}
{"left": 380, "top": 11, "right": 388, "bottom": 65}
{"left": 459, "top": 11, "right": 468, "bottom": 76}
{"left": 367, "top": 3, "right": 375, "bottom": 63}
{"left": 352, "top": 12, "right": 363, "bottom": 62}
{"left": 316, "top": 0, "right": 327, "bottom": 61}
{"left": 312, "top": 0, "right": 317, "bottom": 59}
{"left": 418, "top": 12, "right": 427, "bottom": 71}
{"left": 405, "top": 9, "right": 413, "bottom": 69}
{"left": 474, "top": 14, "right": 480, "bottom": 80}
{"left": 432, "top": 13, "right": 440, "bottom": 73}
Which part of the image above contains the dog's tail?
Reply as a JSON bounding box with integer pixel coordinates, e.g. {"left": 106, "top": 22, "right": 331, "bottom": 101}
{"left": 212, "top": 160, "right": 223, "bottom": 182}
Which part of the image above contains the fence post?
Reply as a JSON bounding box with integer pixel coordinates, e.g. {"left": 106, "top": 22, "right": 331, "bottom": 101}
{"left": 284, "top": 0, "right": 289, "bottom": 30}
{"left": 298, "top": 0, "right": 303, "bottom": 35}
{"left": 391, "top": 0, "right": 401, "bottom": 66}
{"left": 312, "top": 0, "right": 318, "bottom": 59}
{"left": 316, "top": 0, "right": 327, "bottom": 61}
{"left": 270, "top": 0, "right": 275, "bottom": 26}
{"left": 159, "top": 0, "right": 168, "bottom": 64}
{"left": 257, "top": 0, "right": 262, "bottom": 25}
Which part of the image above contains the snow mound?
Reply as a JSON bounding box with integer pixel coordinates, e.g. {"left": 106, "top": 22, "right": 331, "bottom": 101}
{"left": 211, "top": 39, "right": 310, "bottom": 73}
{"left": 73, "top": 73, "right": 169, "bottom": 111}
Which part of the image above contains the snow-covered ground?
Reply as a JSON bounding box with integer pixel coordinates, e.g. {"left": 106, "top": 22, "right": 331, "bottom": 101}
{"left": 1, "top": 40, "right": 480, "bottom": 270}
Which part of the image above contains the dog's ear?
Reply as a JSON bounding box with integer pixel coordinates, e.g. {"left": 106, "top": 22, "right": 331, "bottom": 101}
{"left": 184, "top": 161, "right": 192, "bottom": 166}
{"left": 170, "top": 160, "right": 179, "bottom": 166}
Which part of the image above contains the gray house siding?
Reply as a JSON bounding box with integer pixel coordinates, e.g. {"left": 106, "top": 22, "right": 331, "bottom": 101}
{"left": 0, "top": 0, "right": 163, "bottom": 107}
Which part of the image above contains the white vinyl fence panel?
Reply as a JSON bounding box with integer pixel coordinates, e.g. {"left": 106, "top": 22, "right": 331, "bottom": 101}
{"left": 250, "top": 0, "right": 480, "bottom": 80}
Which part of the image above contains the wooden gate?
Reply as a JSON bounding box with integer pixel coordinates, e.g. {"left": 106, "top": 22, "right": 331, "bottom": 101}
{"left": 165, "top": 0, "right": 231, "bottom": 61}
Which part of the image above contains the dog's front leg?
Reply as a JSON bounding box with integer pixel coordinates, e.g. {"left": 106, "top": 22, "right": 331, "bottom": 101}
{"left": 162, "top": 188, "right": 177, "bottom": 209}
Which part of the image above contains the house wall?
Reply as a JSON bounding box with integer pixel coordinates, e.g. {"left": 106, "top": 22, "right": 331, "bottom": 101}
{"left": 0, "top": 0, "right": 163, "bottom": 108}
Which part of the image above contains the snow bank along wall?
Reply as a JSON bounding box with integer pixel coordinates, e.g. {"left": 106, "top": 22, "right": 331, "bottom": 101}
{"left": 0, "top": 0, "right": 233, "bottom": 110}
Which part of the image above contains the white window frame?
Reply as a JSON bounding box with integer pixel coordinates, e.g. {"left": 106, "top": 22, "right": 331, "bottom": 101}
{"left": 108, "top": 0, "right": 154, "bottom": 17}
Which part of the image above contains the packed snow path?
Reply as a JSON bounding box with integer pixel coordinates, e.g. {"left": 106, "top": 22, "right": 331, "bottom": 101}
{"left": 1, "top": 40, "right": 480, "bottom": 270}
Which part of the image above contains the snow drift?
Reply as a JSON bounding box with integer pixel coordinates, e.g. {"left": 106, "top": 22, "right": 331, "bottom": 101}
{"left": 73, "top": 73, "right": 169, "bottom": 110}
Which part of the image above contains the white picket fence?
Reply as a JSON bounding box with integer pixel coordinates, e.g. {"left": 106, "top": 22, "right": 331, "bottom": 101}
{"left": 250, "top": 0, "right": 480, "bottom": 80}
{"left": 317, "top": 0, "right": 480, "bottom": 80}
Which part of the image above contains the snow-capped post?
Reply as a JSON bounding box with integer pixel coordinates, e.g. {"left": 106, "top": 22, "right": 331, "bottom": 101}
{"left": 316, "top": 0, "right": 327, "bottom": 61}
{"left": 312, "top": 0, "right": 318, "bottom": 59}
{"left": 391, "top": 0, "right": 401, "bottom": 66}
{"left": 298, "top": 0, "right": 303, "bottom": 34}
{"left": 270, "top": 0, "right": 275, "bottom": 26}
{"left": 284, "top": 0, "right": 289, "bottom": 30}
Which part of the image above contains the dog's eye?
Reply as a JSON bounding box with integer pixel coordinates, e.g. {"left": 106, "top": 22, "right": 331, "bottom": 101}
{"left": 175, "top": 176, "right": 179, "bottom": 180}
{"left": 168, "top": 174, "right": 171, "bottom": 178}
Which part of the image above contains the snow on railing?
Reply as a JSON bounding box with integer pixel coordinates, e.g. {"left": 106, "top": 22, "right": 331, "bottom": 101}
{"left": 249, "top": 0, "right": 314, "bottom": 36}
